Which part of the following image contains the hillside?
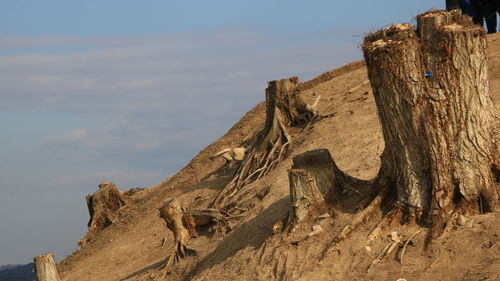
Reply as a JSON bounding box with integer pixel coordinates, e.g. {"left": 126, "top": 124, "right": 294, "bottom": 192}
{"left": 0, "top": 264, "right": 34, "bottom": 281}
{"left": 57, "top": 32, "right": 500, "bottom": 281}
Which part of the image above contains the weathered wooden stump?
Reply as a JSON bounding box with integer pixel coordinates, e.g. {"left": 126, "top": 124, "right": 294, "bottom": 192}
{"left": 287, "top": 148, "right": 365, "bottom": 227}
{"left": 288, "top": 149, "right": 334, "bottom": 225}
{"left": 34, "top": 253, "right": 61, "bottom": 281}
{"left": 78, "top": 181, "right": 126, "bottom": 246}
{"left": 362, "top": 10, "right": 499, "bottom": 232}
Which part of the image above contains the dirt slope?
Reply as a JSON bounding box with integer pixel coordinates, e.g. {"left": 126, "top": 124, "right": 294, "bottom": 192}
{"left": 58, "top": 33, "right": 500, "bottom": 281}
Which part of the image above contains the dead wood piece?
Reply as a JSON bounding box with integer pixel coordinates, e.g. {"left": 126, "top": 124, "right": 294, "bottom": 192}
{"left": 34, "top": 253, "right": 61, "bottom": 281}
{"left": 213, "top": 147, "right": 246, "bottom": 162}
{"left": 341, "top": 80, "right": 369, "bottom": 96}
{"left": 367, "top": 232, "right": 402, "bottom": 272}
{"left": 78, "top": 181, "right": 126, "bottom": 246}
{"left": 159, "top": 198, "right": 198, "bottom": 274}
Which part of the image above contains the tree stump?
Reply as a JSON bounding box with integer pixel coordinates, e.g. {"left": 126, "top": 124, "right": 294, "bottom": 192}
{"left": 362, "top": 10, "right": 498, "bottom": 231}
{"left": 78, "top": 181, "right": 126, "bottom": 246}
{"left": 267, "top": 77, "right": 313, "bottom": 126}
{"left": 213, "top": 77, "right": 314, "bottom": 209}
{"left": 288, "top": 149, "right": 367, "bottom": 226}
{"left": 33, "top": 253, "right": 61, "bottom": 281}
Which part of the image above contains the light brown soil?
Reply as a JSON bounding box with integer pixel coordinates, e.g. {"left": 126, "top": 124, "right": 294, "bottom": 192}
{"left": 58, "top": 33, "right": 500, "bottom": 281}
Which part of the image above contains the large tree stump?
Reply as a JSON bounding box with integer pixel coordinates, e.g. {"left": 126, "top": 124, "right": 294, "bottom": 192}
{"left": 213, "top": 77, "right": 314, "bottom": 209}
{"left": 34, "top": 253, "right": 61, "bottom": 281}
{"left": 362, "top": 10, "right": 498, "bottom": 232}
{"left": 78, "top": 181, "right": 126, "bottom": 246}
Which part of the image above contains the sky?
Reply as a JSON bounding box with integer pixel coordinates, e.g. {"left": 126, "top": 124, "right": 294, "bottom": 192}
{"left": 0, "top": 0, "right": 444, "bottom": 265}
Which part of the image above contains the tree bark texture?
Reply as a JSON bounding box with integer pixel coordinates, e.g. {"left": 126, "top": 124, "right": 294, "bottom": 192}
{"left": 363, "top": 10, "right": 498, "bottom": 226}
{"left": 78, "top": 181, "right": 126, "bottom": 246}
{"left": 266, "top": 77, "right": 312, "bottom": 127}
{"left": 34, "top": 253, "right": 61, "bottom": 281}
{"left": 288, "top": 150, "right": 333, "bottom": 224}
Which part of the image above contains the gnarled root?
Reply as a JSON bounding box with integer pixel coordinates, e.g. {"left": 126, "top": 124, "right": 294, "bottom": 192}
{"left": 321, "top": 187, "right": 387, "bottom": 259}
{"left": 213, "top": 110, "right": 290, "bottom": 210}
{"left": 159, "top": 198, "right": 198, "bottom": 275}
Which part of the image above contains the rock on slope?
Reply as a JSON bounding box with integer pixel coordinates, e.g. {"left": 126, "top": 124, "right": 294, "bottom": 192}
{"left": 58, "top": 33, "right": 500, "bottom": 281}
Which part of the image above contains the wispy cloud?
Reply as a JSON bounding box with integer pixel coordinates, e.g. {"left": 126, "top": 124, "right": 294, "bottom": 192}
{"left": 47, "top": 128, "right": 88, "bottom": 144}
{"left": 1, "top": 28, "right": 363, "bottom": 191}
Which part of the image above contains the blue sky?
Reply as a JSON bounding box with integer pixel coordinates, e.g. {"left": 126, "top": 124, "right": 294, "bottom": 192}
{"left": 0, "top": 0, "right": 444, "bottom": 265}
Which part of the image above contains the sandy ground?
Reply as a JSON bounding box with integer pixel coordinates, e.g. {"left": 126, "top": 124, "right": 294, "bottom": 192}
{"left": 58, "top": 33, "right": 500, "bottom": 281}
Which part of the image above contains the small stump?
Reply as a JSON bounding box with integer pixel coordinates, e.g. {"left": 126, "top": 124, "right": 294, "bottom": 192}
{"left": 78, "top": 181, "right": 126, "bottom": 246}
{"left": 34, "top": 253, "right": 61, "bottom": 281}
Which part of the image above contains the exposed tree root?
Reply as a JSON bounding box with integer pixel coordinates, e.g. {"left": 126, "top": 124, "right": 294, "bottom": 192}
{"left": 366, "top": 231, "right": 401, "bottom": 272}
{"left": 321, "top": 188, "right": 387, "bottom": 259}
{"left": 211, "top": 77, "right": 321, "bottom": 211}
{"left": 365, "top": 202, "right": 402, "bottom": 246}
{"left": 400, "top": 229, "right": 422, "bottom": 265}
{"left": 213, "top": 112, "right": 291, "bottom": 210}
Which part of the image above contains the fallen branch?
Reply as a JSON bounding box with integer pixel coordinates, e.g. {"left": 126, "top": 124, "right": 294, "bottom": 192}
{"left": 341, "top": 80, "right": 369, "bottom": 96}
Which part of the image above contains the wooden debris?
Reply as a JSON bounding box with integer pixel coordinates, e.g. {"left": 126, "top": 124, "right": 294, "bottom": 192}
{"left": 212, "top": 147, "right": 246, "bottom": 162}
{"left": 367, "top": 231, "right": 402, "bottom": 272}
{"left": 307, "top": 225, "right": 323, "bottom": 237}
